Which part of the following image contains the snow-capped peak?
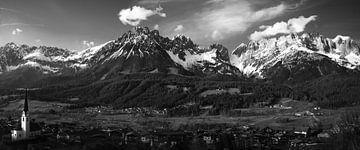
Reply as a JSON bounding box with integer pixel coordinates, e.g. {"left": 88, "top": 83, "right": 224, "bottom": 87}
{"left": 67, "top": 41, "right": 114, "bottom": 61}
{"left": 4, "top": 42, "right": 18, "bottom": 49}
{"left": 333, "top": 35, "right": 351, "bottom": 42}
{"left": 173, "top": 34, "right": 190, "bottom": 40}
{"left": 23, "top": 49, "right": 52, "bottom": 62}
{"left": 231, "top": 33, "right": 360, "bottom": 79}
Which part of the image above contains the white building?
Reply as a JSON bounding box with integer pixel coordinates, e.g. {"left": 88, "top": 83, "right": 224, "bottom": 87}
{"left": 11, "top": 89, "right": 41, "bottom": 141}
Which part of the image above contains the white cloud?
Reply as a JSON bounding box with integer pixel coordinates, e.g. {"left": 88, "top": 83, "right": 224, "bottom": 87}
{"left": 0, "top": 23, "right": 44, "bottom": 28}
{"left": 136, "top": 0, "right": 191, "bottom": 6}
{"left": 174, "top": 25, "right": 184, "bottom": 32}
{"left": 154, "top": 24, "right": 160, "bottom": 30}
{"left": 211, "top": 30, "right": 224, "bottom": 40}
{"left": 35, "top": 39, "right": 41, "bottom": 43}
{"left": 162, "top": 0, "right": 292, "bottom": 42}
{"left": 249, "top": 15, "right": 317, "bottom": 41}
{"left": 198, "top": 0, "right": 286, "bottom": 39}
{"left": 11, "top": 28, "right": 22, "bottom": 35}
{"left": 83, "top": 41, "right": 95, "bottom": 48}
{"left": 118, "top": 6, "right": 166, "bottom": 26}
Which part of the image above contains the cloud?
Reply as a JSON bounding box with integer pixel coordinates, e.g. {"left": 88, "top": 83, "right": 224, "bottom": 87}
{"left": 136, "top": 0, "right": 171, "bottom": 5}
{"left": 83, "top": 41, "right": 95, "bottom": 48}
{"left": 161, "top": 0, "right": 295, "bottom": 42}
{"left": 118, "top": 6, "right": 166, "bottom": 26}
{"left": 249, "top": 15, "right": 317, "bottom": 41}
{"left": 0, "top": 23, "right": 44, "bottom": 27}
{"left": 210, "top": 30, "right": 224, "bottom": 40}
{"left": 198, "top": 0, "right": 286, "bottom": 40}
{"left": 0, "top": 7, "right": 22, "bottom": 13}
{"left": 35, "top": 39, "right": 41, "bottom": 43}
{"left": 154, "top": 24, "right": 160, "bottom": 30}
{"left": 11, "top": 28, "right": 22, "bottom": 35}
{"left": 156, "top": 0, "right": 310, "bottom": 44}
{"left": 174, "top": 25, "right": 184, "bottom": 32}
{"left": 136, "top": 0, "right": 191, "bottom": 6}
{"left": 0, "top": 8, "right": 45, "bottom": 28}
{"left": 136, "top": 0, "right": 168, "bottom": 5}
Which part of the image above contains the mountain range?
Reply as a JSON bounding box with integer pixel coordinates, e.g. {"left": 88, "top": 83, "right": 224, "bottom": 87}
{"left": 1, "top": 27, "right": 359, "bottom": 108}
{"left": 231, "top": 33, "right": 360, "bottom": 84}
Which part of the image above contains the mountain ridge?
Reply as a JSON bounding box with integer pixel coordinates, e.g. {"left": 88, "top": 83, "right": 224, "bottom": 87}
{"left": 1, "top": 27, "right": 360, "bottom": 109}
{"left": 1, "top": 27, "right": 360, "bottom": 87}
{"left": 230, "top": 33, "right": 360, "bottom": 83}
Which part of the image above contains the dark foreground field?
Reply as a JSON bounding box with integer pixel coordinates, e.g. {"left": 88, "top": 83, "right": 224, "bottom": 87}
{"left": 1, "top": 97, "right": 359, "bottom": 150}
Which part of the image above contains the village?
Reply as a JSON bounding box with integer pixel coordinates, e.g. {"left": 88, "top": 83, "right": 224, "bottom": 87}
{"left": 0, "top": 99, "right": 331, "bottom": 150}
{"left": 0, "top": 90, "right": 335, "bottom": 150}
{"left": 0, "top": 116, "right": 331, "bottom": 150}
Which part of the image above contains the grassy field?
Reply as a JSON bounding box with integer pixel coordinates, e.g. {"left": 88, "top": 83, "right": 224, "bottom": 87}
{"left": 0, "top": 99, "right": 71, "bottom": 121}
{"left": 0, "top": 99, "right": 70, "bottom": 112}
{"left": 0, "top": 98, "right": 344, "bottom": 132}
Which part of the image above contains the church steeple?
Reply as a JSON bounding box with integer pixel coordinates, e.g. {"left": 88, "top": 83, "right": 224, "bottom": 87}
{"left": 20, "top": 88, "right": 31, "bottom": 137}
{"left": 23, "top": 89, "right": 29, "bottom": 113}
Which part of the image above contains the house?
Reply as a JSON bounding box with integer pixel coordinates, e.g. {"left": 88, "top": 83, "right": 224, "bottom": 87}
{"left": 317, "top": 132, "right": 330, "bottom": 139}
{"left": 201, "top": 131, "right": 219, "bottom": 144}
{"left": 140, "top": 133, "right": 152, "bottom": 144}
{"left": 151, "top": 130, "right": 190, "bottom": 147}
{"left": 314, "top": 107, "right": 321, "bottom": 111}
{"left": 261, "top": 127, "right": 274, "bottom": 135}
{"left": 11, "top": 89, "right": 42, "bottom": 141}
{"left": 125, "top": 131, "right": 141, "bottom": 144}
{"left": 295, "top": 113, "right": 302, "bottom": 117}
{"left": 203, "top": 135, "right": 213, "bottom": 144}
{"left": 294, "top": 131, "right": 307, "bottom": 138}
{"left": 56, "top": 132, "right": 70, "bottom": 141}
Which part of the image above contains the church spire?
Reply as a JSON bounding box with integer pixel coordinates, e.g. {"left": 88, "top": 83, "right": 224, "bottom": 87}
{"left": 23, "top": 89, "right": 28, "bottom": 113}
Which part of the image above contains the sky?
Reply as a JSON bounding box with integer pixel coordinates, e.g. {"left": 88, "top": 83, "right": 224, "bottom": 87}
{"left": 0, "top": 0, "right": 359, "bottom": 51}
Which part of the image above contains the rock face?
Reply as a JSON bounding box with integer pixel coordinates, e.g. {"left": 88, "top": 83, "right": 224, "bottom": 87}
{"left": 0, "top": 27, "right": 242, "bottom": 87}
{"left": 230, "top": 33, "right": 360, "bottom": 83}
{"left": 1, "top": 27, "right": 360, "bottom": 87}
{"left": 71, "top": 27, "right": 183, "bottom": 79}
{"left": 0, "top": 42, "right": 75, "bottom": 75}
{"left": 166, "top": 35, "right": 240, "bottom": 75}
{"left": 68, "top": 27, "right": 240, "bottom": 78}
{"left": 0, "top": 43, "right": 77, "bottom": 88}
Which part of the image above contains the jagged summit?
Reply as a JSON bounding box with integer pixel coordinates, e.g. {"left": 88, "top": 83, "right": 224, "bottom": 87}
{"left": 171, "top": 34, "right": 200, "bottom": 55}
{"left": 71, "top": 26, "right": 181, "bottom": 76}
{"left": 0, "top": 43, "right": 74, "bottom": 74}
{"left": 231, "top": 32, "right": 360, "bottom": 83}
{"left": 2, "top": 27, "right": 359, "bottom": 86}
{"left": 210, "top": 43, "right": 230, "bottom": 62}
{"left": 71, "top": 26, "right": 240, "bottom": 76}
{"left": 1, "top": 26, "right": 240, "bottom": 78}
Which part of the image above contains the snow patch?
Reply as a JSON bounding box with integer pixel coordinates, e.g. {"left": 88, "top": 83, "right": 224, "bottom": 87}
{"left": 149, "top": 68, "right": 159, "bottom": 73}
{"left": 166, "top": 49, "right": 217, "bottom": 70}
{"left": 231, "top": 33, "right": 360, "bottom": 78}
{"left": 24, "top": 50, "right": 51, "bottom": 61}
{"left": 67, "top": 41, "right": 113, "bottom": 61}
{"left": 7, "top": 61, "right": 59, "bottom": 73}
{"left": 71, "top": 63, "right": 89, "bottom": 69}
{"left": 345, "top": 52, "right": 360, "bottom": 65}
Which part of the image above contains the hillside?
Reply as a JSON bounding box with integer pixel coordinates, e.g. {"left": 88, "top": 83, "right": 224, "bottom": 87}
{"left": 0, "top": 27, "right": 360, "bottom": 110}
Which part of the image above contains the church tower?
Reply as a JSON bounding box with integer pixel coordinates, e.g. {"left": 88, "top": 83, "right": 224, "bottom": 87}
{"left": 21, "top": 89, "right": 30, "bottom": 137}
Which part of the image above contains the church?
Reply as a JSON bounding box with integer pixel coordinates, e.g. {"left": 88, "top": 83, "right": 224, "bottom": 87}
{"left": 11, "top": 89, "right": 42, "bottom": 141}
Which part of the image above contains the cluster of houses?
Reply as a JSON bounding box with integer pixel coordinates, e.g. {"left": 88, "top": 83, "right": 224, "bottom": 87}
{"left": 0, "top": 91, "right": 331, "bottom": 149}
{"left": 1, "top": 116, "right": 331, "bottom": 150}
{"left": 84, "top": 106, "right": 167, "bottom": 116}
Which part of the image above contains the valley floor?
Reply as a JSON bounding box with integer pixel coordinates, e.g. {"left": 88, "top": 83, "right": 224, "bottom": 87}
{"left": 0, "top": 98, "right": 344, "bottom": 131}
{"left": 1, "top": 98, "right": 357, "bottom": 150}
